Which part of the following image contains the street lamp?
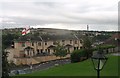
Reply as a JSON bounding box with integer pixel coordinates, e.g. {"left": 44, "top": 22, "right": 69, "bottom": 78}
{"left": 91, "top": 51, "right": 108, "bottom": 78}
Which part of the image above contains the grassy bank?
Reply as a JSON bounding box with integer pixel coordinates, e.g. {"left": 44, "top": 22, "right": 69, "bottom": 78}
{"left": 18, "top": 55, "right": 119, "bottom": 76}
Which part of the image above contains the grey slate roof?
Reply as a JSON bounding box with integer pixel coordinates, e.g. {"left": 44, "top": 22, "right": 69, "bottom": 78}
{"left": 15, "top": 34, "right": 83, "bottom": 42}
{"left": 41, "top": 34, "right": 77, "bottom": 41}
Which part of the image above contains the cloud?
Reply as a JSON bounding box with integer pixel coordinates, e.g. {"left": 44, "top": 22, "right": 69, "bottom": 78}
{"left": 0, "top": 0, "right": 119, "bottom": 31}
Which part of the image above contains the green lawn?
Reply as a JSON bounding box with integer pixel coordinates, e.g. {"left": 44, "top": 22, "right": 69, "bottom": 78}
{"left": 19, "top": 55, "right": 119, "bottom": 76}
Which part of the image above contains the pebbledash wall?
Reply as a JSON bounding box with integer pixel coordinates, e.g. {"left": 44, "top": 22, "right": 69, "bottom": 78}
{"left": 6, "top": 38, "right": 83, "bottom": 65}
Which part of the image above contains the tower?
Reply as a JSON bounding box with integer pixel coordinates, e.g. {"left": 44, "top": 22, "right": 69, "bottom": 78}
{"left": 87, "top": 25, "right": 89, "bottom": 31}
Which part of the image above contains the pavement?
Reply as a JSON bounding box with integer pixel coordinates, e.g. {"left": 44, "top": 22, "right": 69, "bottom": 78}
{"left": 112, "top": 52, "right": 120, "bottom": 56}
{"left": 9, "top": 59, "right": 71, "bottom": 76}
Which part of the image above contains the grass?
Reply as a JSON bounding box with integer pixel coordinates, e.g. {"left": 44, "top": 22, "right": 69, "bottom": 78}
{"left": 18, "top": 55, "right": 119, "bottom": 76}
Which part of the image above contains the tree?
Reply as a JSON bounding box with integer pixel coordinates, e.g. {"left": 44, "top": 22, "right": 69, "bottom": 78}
{"left": 53, "top": 43, "right": 68, "bottom": 59}
{"left": 83, "top": 36, "right": 92, "bottom": 49}
{"left": 71, "top": 49, "right": 87, "bottom": 63}
{"left": 2, "top": 49, "right": 10, "bottom": 77}
{"left": 2, "top": 33, "right": 19, "bottom": 48}
{"left": 2, "top": 33, "right": 19, "bottom": 77}
{"left": 83, "top": 36, "right": 92, "bottom": 58}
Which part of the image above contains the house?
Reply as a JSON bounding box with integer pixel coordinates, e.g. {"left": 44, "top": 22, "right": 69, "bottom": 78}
{"left": 104, "top": 33, "right": 120, "bottom": 52}
{"left": 6, "top": 34, "right": 83, "bottom": 65}
{"left": 105, "top": 33, "right": 120, "bottom": 46}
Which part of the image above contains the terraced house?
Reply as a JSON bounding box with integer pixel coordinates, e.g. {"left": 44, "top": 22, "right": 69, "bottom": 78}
{"left": 6, "top": 34, "right": 83, "bottom": 65}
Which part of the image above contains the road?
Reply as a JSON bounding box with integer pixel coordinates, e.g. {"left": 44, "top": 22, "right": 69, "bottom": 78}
{"left": 10, "top": 59, "right": 71, "bottom": 76}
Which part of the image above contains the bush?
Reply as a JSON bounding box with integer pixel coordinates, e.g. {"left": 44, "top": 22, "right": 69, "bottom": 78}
{"left": 70, "top": 45, "right": 115, "bottom": 63}
{"left": 71, "top": 49, "right": 93, "bottom": 63}
{"left": 93, "top": 45, "right": 116, "bottom": 54}
{"left": 101, "top": 45, "right": 116, "bottom": 49}
{"left": 95, "top": 45, "right": 115, "bottom": 50}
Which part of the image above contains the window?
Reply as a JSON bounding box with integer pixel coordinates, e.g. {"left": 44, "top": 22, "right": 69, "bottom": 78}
{"left": 37, "top": 49, "right": 39, "bottom": 54}
{"left": 41, "top": 49, "right": 43, "bottom": 53}
{"left": 75, "top": 40, "right": 77, "bottom": 44}
{"left": 70, "top": 40, "right": 72, "bottom": 44}
{"left": 74, "top": 47, "right": 76, "bottom": 50}
{"left": 53, "top": 41, "right": 57, "bottom": 45}
{"left": 80, "top": 40, "right": 83, "bottom": 44}
{"left": 32, "top": 42, "right": 34, "bottom": 46}
{"left": 45, "top": 42, "right": 47, "bottom": 45}
{"left": 45, "top": 49, "right": 47, "bottom": 52}
{"left": 62, "top": 40, "right": 65, "bottom": 45}
{"left": 54, "top": 49, "right": 56, "bottom": 52}
{"left": 23, "top": 54, "right": 26, "bottom": 57}
{"left": 38, "top": 42, "right": 41, "bottom": 46}
{"left": 37, "top": 49, "right": 39, "bottom": 52}
{"left": 48, "top": 49, "right": 50, "bottom": 52}
{"left": 62, "top": 40, "right": 65, "bottom": 42}
{"left": 80, "top": 47, "right": 83, "bottom": 49}
{"left": 74, "top": 47, "right": 78, "bottom": 50}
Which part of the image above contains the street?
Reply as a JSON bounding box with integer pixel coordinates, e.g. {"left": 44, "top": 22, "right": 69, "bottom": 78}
{"left": 10, "top": 58, "right": 71, "bottom": 76}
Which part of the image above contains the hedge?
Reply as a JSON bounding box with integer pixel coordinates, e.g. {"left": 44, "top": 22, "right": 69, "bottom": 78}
{"left": 70, "top": 45, "right": 115, "bottom": 63}
{"left": 71, "top": 49, "right": 93, "bottom": 63}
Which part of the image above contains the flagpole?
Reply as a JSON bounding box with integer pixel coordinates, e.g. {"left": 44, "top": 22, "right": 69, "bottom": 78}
{"left": 22, "top": 25, "right": 33, "bottom": 69}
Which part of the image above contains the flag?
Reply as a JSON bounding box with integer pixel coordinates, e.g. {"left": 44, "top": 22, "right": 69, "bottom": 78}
{"left": 22, "top": 26, "right": 30, "bottom": 35}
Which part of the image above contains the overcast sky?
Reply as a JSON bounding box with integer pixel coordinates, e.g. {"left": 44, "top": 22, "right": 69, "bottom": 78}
{"left": 0, "top": 0, "right": 119, "bottom": 31}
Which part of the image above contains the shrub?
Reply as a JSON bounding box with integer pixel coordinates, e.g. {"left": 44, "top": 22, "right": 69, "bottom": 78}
{"left": 95, "top": 45, "right": 115, "bottom": 50}
{"left": 70, "top": 45, "right": 115, "bottom": 63}
{"left": 93, "top": 45, "right": 116, "bottom": 54}
{"left": 71, "top": 49, "right": 93, "bottom": 63}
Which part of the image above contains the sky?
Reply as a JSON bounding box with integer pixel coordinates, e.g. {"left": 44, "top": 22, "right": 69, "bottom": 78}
{"left": 0, "top": 0, "right": 119, "bottom": 31}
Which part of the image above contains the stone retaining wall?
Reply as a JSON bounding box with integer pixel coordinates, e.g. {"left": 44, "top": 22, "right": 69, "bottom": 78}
{"left": 14, "top": 54, "right": 70, "bottom": 65}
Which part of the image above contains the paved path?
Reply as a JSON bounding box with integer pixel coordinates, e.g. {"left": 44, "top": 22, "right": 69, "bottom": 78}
{"left": 112, "top": 52, "right": 120, "bottom": 56}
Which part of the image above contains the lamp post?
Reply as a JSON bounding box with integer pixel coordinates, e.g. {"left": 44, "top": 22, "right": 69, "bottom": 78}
{"left": 91, "top": 50, "right": 108, "bottom": 78}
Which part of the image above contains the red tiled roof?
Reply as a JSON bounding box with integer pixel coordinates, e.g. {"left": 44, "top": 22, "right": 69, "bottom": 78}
{"left": 111, "top": 33, "right": 120, "bottom": 39}
{"left": 104, "top": 33, "right": 120, "bottom": 46}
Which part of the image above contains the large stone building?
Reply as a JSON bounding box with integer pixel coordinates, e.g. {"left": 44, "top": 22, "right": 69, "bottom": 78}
{"left": 6, "top": 34, "right": 83, "bottom": 65}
